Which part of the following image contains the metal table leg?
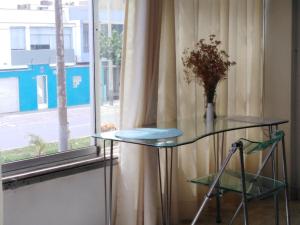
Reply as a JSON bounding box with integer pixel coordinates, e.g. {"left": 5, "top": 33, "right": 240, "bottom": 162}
{"left": 239, "top": 146, "right": 249, "bottom": 225}
{"left": 158, "top": 147, "right": 174, "bottom": 225}
{"left": 214, "top": 132, "right": 225, "bottom": 223}
{"left": 269, "top": 125, "right": 279, "bottom": 225}
{"left": 103, "top": 140, "right": 108, "bottom": 225}
{"left": 282, "top": 135, "right": 291, "bottom": 225}
{"left": 103, "top": 139, "right": 114, "bottom": 225}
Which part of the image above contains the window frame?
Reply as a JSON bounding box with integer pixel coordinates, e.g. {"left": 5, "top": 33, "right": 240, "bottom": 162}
{"left": 2, "top": 0, "right": 104, "bottom": 179}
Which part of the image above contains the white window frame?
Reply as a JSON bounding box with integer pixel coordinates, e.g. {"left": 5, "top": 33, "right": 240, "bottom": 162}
{"left": 2, "top": 0, "right": 103, "bottom": 175}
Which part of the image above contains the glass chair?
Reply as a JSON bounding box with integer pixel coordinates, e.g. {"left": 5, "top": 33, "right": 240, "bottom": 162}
{"left": 189, "top": 130, "right": 291, "bottom": 225}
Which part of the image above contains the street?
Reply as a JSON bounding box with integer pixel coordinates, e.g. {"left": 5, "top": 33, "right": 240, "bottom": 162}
{"left": 0, "top": 103, "right": 119, "bottom": 150}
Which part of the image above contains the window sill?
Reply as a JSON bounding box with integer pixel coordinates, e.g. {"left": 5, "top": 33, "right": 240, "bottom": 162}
{"left": 2, "top": 147, "right": 118, "bottom": 190}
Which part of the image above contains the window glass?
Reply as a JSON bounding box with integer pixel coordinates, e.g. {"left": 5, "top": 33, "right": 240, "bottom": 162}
{"left": 30, "top": 27, "right": 55, "bottom": 49}
{"left": 112, "top": 24, "right": 123, "bottom": 34}
{"left": 0, "top": 0, "right": 125, "bottom": 164}
{"left": 82, "top": 23, "right": 89, "bottom": 53}
{"left": 99, "top": 1, "right": 124, "bottom": 131}
{"left": 100, "top": 24, "right": 108, "bottom": 36}
{"left": 10, "top": 27, "right": 26, "bottom": 50}
{"left": 30, "top": 27, "right": 72, "bottom": 50}
{"left": 63, "top": 27, "right": 73, "bottom": 49}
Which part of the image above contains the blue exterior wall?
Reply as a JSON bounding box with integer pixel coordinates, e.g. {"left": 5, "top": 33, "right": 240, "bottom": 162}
{"left": 66, "top": 66, "right": 90, "bottom": 106}
{"left": 19, "top": 69, "right": 38, "bottom": 111}
{"left": 0, "top": 64, "right": 90, "bottom": 112}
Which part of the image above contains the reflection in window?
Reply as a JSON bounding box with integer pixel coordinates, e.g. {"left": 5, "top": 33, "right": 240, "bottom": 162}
{"left": 83, "top": 23, "right": 89, "bottom": 53}
{"left": 30, "top": 27, "right": 73, "bottom": 50}
{"left": 112, "top": 24, "right": 123, "bottom": 34}
{"left": 0, "top": 0, "right": 125, "bottom": 163}
{"left": 10, "top": 27, "right": 26, "bottom": 50}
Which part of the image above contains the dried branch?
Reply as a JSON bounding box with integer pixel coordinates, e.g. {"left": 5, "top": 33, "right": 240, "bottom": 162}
{"left": 182, "top": 35, "right": 236, "bottom": 104}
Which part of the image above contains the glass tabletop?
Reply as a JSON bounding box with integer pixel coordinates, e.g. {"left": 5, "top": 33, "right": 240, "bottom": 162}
{"left": 93, "top": 116, "right": 288, "bottom": 148}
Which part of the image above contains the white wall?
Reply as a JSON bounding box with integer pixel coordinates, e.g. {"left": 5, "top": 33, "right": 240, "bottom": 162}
{"left": 4, "top": 168, "right": 108, "bottom": 225}
{"left": 0, "top": 25, "right": 11, "bottom": 67}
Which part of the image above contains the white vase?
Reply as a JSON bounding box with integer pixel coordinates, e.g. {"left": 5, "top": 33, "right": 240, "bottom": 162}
{"left": 206, "top": 103, "right": 214, "bottom": 133}
{"left": 206, "top": 103, "right": 214, "bottom": 122}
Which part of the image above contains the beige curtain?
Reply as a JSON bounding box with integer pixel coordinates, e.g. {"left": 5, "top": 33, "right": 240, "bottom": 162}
{"left": 115, "top": 1, "right": 163, "bottom": 225}
{"left": 172, "top": 0, "right": 264, "bottom": 220}
{"left": 116, "top": 0, "right": 264, "bottom": 224}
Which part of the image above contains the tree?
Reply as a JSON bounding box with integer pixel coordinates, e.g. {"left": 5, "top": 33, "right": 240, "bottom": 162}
{"left": 99, "top": 29, "right": 123, "bottom": 104}
{"left": 55, "top": 0, "right": 69, "bottom": 152}
{"left": 99, "top": 30, "right": 123, "bottom": 65}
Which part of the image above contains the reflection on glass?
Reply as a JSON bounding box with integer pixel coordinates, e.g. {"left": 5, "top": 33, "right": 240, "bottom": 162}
{"left": 95, "top": 116, "right": 287, "bottom": 148}
{"left": 99, "top": 0, "right": 125, "bottom": 133}
{"left": 0, "top": 0, "right": 125, "bottom": 163}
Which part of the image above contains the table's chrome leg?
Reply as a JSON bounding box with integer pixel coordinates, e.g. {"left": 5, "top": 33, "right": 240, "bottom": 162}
{"left": 157, "top": 150, "right": 166, "bottom": 225}
{"left": 169, "top": 148, "right": 174, "bottom": 225}
{"left": 165, "top": 148, "right": 169, "bottom": 225}
{"left": 221, "top": 132, "right": 225, "bottom": 163}
{"left": 109, "top": 140, "right": 114, "bottom": 225}
{"left": 282, "top": 135, "right": 291, "bottom": 225}
{"left": 239, "top": 145, "right": 249, "bottom": 225}
{"left": 269, "top": 125, "right": 279, "bottom": 225}
{"left": 165, "top": 147, "right": 174, "bottom": 225}
{"left": 215, "top": 133, "right": 222, "bottom": 223}
{"left": 103, "top": 140, "right": 107, "bottom": 225}
{"left": 157, "top": 148, "right": 174, "bottom": 225}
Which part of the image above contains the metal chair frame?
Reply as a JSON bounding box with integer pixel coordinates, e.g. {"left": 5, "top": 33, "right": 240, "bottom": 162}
{"left": 190, "top": 131, "right": 291, "bottom": 225}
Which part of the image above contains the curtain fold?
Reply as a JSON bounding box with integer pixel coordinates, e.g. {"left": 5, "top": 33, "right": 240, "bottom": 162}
{"left": 116, "top": 1, "right": 163, "bottom": 225}
{"left": 116, "top": 0, "right": 264, "bottom": 224}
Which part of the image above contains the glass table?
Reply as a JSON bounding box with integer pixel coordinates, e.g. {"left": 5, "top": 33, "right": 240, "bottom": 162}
{"left": 93, "top": 116, "right": 288, "bottom": 225}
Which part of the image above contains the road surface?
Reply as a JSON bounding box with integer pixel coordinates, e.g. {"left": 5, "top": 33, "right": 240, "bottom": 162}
{"left": 0, "top": 103, "right": 119, "bottom": 150}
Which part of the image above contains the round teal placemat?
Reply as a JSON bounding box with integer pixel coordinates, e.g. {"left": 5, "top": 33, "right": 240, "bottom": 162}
{"left": 115, "top": 128, "right": 183, "bottom": 140}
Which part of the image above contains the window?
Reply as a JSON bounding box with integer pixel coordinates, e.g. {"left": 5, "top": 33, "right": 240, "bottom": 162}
{"left": 82, "top": 23, "right": 89, "bottom": 53}
{"left": 0, "top": 0, "right": 125, "bottom": 167}
{"left": 36, "top": 75, "right": 48, "bottom": 109}
{"left": 30, "top": 27, "right": 55, "bottom": 50}
{"left": 10, "top": 27, "right": 26, "bottom": 50}
{"left": 63, "top": 27, "right": 73, "bottom": 49}
{"left": 112, "top": 24, "right": 123, "bottom": 34}
{"left": 30, "top": 27, "right": 73, "bottom": 50}
{"left": 100, "top": 24, "right": 109, "bottom": 36}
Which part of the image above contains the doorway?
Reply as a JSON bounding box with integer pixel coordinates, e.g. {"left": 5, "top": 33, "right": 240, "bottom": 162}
{"left": 36, "top": 75, "right": 48, "bottom": 109}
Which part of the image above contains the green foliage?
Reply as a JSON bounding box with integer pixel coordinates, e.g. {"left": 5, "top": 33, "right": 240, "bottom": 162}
{"left": 1, "top": 137, "right": 90, "bottom": 163}
{"left": 100, "top": 30, "right": 123, "bottom": 65}
{"left": 29, "top": 134, "right": 46, "bottom": 156}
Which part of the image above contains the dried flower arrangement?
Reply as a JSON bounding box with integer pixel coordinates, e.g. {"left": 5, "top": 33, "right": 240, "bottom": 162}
{"left": 182, "top": 35, "right": 236, "bottom": 104}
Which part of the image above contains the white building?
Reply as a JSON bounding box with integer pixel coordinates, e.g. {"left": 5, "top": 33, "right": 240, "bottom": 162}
{"left": 0, "top": 0, "right": 125, "bottom": 68}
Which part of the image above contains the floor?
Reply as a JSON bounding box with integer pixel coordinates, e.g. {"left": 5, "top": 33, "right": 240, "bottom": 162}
{"left": 181, "top": 199, "right": 300, "bottom": 225}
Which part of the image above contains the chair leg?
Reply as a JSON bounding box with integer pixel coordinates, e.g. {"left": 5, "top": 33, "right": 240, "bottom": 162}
{"left": 191, "top": 196, "right": 210, "bottom": 225}
{"left": 228, "top": 202, "right": 243, "bottom": 225}
{"left": 239, "top": 147, "right": 249, "bottom": 225}
{"left": 191, "top": 145, "right": 238, "bottom": 225}
{"left": 281, "top": 136, "right": 291, "bottom": 225}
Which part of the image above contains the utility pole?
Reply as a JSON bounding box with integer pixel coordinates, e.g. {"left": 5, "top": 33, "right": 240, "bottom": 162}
{"left": 55, "top": 0, "right": 69, "bottom": 152}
